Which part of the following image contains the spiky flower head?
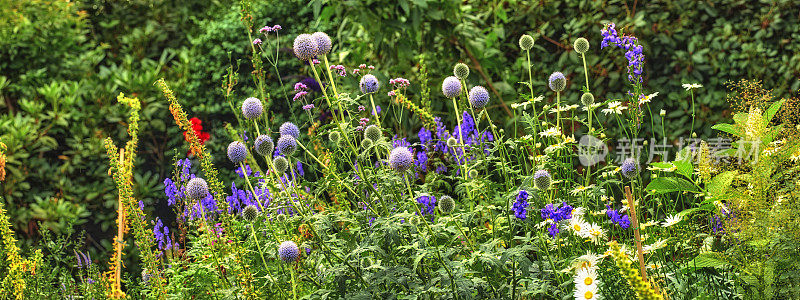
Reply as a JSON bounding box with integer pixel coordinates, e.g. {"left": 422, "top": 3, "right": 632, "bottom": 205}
{"left": 438, "top": 195, "right": 455, "bottom": 214}
{"left": 242, "top": 205, "right": 259, "bottom": 222}
{"left": 621, "top": 158, "right": 639, "bottom": 179}
{"left": 468, "top": 169, "right": 478, "bottom": 179}
{"left": 548, "top": 72, "right": 566, "bottom": 92}
{"left": 534, "top": 169, "right": 552, "bottom": 190}
{"left": 254, "top": 135, "right": 274, "bottom": 157}
{"left": 273, "top": 156, "right": 289, "bottom": 174}
{"left": 311, "top": 32, "right": 332, "bottom": 55}
{"left": 227, "top": 141, "right": 247, "bottom": 164}
{"left": 360, "top": 74, "right": 379, "bottom": 94}
{"left": 293, "top": 34, "right": 318, "bottom": 61}
{"left": 275, "top": 213, "right": 287, "bottom": 223}
{"left": 574, "top": 37, "right": 590, "bottom": 54}
{"left": 453, "top": 63, "right": 470, "bottom": 80}
{"left": 241, "top": 97, "right": 263, "bottom": 119}
{"left": 581, "top": 92, "right": 595, "bottom": 106}
{"left": 279, "top": 122, "right": 300, "bottom": 139}
{"left": 446, "top": 137, "right": 458, "bottom": 148}
{"left": 364, "top": 125, "right": 382, "bottom": 141}
{"left": 361, "top": 138, "right": 373, "bottom": 149}
{"left": 277, "top": 135, "right": 297, "bottom": 156}
{"left": 328, "top": 131, "right": 341, "bottom": 145}
{"left": 519, "top": 34, "right": 534, "bottom": 50}
{"left": 389, "top": 147, "right": 414, "bottom": 172}
{"left": 468, "top": 86, "right": 490, "bottom": 109}
{"left": 186, "top": 177, "right": 209, "bottom": 200}
{"left": 278, "top": 241, "right": 300, "bottom": 263}
{"left": 441, "top": 76, "right": 462, "bottom": 98}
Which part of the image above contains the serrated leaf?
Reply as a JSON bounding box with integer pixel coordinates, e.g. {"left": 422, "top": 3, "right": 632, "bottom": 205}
{"left": 645, "top": 177, "right": 700, "bottom": 194}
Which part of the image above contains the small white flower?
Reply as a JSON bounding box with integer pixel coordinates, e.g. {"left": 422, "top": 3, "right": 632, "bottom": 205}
{"left": 582, "top": 103, "right": 603, "bottom": 111}
{"left": 682, "top": 83, "right": 703, "bottom": 91}
{"left": 662, "top": 214, "right": 682, "bottom": 227}
{"left": 572, "top": 252, "right": 602, "bottom": 272}
{"left": 568, "top": 217, "right": 590, "bottom": 237}
{"left": 539, "top": 127, "right": 562, "bottom": 137}
{"left": 639, "top": 92, "right": 659, "bottom": 105}
{"left": 601, "top": 101, "right": 627, "bottom": 115}
{"left": 574, "top": 283, "right": 600, "bottom": 300}
{"left": 642, "top": 238, "right": 668, "bottom": 253}
{"left": 573, "top": 267, "right": 598, "bottom": 288}
{"left": 586, "top": 223, "right": 605, "bottom": 244}
{"left": 570, "top": 184, "right": 595, "bottom": 196}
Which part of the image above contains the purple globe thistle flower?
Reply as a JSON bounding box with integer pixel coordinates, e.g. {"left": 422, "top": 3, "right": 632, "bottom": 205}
{"left": 293, "top": 34, "right": 318, "bottom": 61}
{"left": 277, "top": 135, "right": 297, "bottom": 156}
{"left": 227, "top": 141, "right": 247, "bottom": 164}
{"left": 534, "top": 169, "right": 552, "bottom": 190}
{"left": 279, "top": 122, "right": 300, "bottom": 139}
{"left": 389, "top": 147, "right": 414, "bottom": 172}
{"left": 311, "top": 32, "right": 332, "bottom": 55}
{"left": 468, "top": 86, "right": 490, "bottom": 109}
{"left": 548, "top": 72, "right": 566, "bottom": 92}
{"left": 254, "top": 135, "right": 274, "bottom": 157}
{"left": 621, "top": 157, "right": 639, "bottom": 178}
{"left": 186, "top": 177, "right": 208, "bottom": 200}
{"left": 360, "top": 74, "right": 379, "bottom": 94}
{"left": 241, "top": 97, "right": 263, "bottom": 119}
{"left": 442, "top": 76, "right": 462, "bottom": 98}
{"left": 278, "top": 241, "right": 300, "bottom": 263}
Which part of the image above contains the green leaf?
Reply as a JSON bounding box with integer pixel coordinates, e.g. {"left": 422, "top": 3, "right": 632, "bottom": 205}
{"left": 683, "top": 252, "right": 729, "bottom": 270}
{"left": 763, "top": 98, "right": 786, "bottom": 125}
{"left": 707, "top": 171, "right": 737, "bottom": 196}
{"left": 712, "top": 123, "right": 742, "bottom": 137}
{"left": 645, "top": 177, "right": 700, "bottom": 194}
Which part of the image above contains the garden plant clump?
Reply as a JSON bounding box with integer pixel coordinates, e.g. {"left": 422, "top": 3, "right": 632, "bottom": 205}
{"left": 1, "top": 2, "right": 800, "bottom": 299}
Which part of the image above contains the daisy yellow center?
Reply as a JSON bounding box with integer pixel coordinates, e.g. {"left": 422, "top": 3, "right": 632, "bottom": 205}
{"left": 584, "top": 290, "right": 593, "bottom": 299}
{"left": 573, "top": 224, "right": 582, "bottom": 231}
{"left": 581, "top": 262, "right": 592, "bottom": 268}
{"left": 584, "top": 277, "right": 593, "bottom": 285}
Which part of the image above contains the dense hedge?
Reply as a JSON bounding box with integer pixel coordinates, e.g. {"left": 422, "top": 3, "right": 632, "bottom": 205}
{"left": 1, "top": 0, "right": 798, "bottom": 257}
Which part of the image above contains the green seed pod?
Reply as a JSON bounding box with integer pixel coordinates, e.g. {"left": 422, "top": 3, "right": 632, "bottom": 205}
{"left": 446, "top": 137, "right": 458, "bottom": 148}
{"left": 276, "top": 213, "right": 287, "bottom": 223}
{"left": 361, "top": 138, "right": 373, "bottom": 149}
{"left": 329, "top": 131, "right": 341, "bottom": 145}
{"left": 453, "top": 63, "right": 470, "bottom": 80}
{"left": 581, "top": 92, "right": 595, "bottom": 107}
{"left": 273, "top": 156, "right": 289, "bottom": 174}
{"left": 468, "top": 169, "right": 478, "bottom": 179}
{"left": 573, "top": 37, "right": 590, "bottom": 54}
{"left": 364, "top": 125, "right": 382, "bottom": 142}
{"left": 519, "top": 34, "right": 534, "bottom": 51}
{"left": 438, "top": 196, "right": 455, "bottom": 214}
{"left": 242, "top": 205, "right": 259, "bottom": 222}
{"left": 534, "top": 169, "right": 552, "bottom": 191}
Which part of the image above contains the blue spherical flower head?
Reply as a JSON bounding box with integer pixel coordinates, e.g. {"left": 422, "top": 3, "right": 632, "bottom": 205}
{"left": 227, "top": 141, "right": 247, "bottom": 164}
{"left": 241, "top": 97, "right": 263, "bottom": 119}
{"left": 534, "top": 169, "right": 552, "bottom": 190}
{"left": 279, "top": 122, "right": 300, "bottom": 139}
{"left": 293, "top": 34, "right": 318, "bottom": 61}
{"left": 468, "top": 86, "right": 490, "bottom": 109}
{"left": 186, "top": 177, "right": 208, "bottom": 200}
{"left": 360, "top": 74, "right": 379, "bottom": 94}
{"left": 621, "top": 158, "right": 639, "bottom": 179}
{"left": 389, "top": 147, "right": 414, "bottom": 172}
{"left": 441, "top": 76, "right": 462, "bottom": 98}
{"left": 311, "top": 32, "right": 332, "bottom": 55}
{"left": 548, "top": 72, "right": 566, "bottom": 92}
{"left": 277, "top": 135, "right": 297, "bottom": 156}
{"left": 278, "top": 241, "right": 300, "bottom": 263}
{"left": 254, "top": 135, "right": 274, "bottom": 157}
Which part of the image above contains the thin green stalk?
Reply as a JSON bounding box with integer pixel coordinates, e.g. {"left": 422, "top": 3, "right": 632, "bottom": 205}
{"left": 249, "top": 225, "right": 285, "bottom": 299}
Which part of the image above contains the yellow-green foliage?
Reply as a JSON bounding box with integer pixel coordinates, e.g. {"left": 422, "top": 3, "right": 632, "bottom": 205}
{"left": 607, "top": 241, "right": 663, "bottom": 300}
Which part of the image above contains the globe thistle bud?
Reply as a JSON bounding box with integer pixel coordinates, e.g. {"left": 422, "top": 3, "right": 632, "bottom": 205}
{"left": 186, "top": 177, "right": 209, "bottom": 200}
{"left": 360, "top": 74, "right": 379, "bottom": 94}
{"left": 254, "top": 135, "right": 274, "bottom": 157}
{"left": 364, "top": 125, "right": 382, "bottom": 141}
{"left": 242, "top": 205, "right": 259, "bottom": 222}
{"left": 277, "top": 135, "right": 297, "bottom": 156}
{"left": 453, "top": 63, "right": 470, "bottom": 80}
{"left": 279, "top": 122, "right": 300, "bottom": 139}
{"left": 389, "top": 147, "right": 414, "bottom": 172}
{"left": 519, "top": 34, "right": 534, "bottom": 51}
{"left": 311, "top": 32, "right": 332, "bottom": 55}
{"left": 241, "top": 97, "right": 263, "bottom": 119}
{"left": 468, "top": 86, "right": 490, "bottom": 110}
{"left": 621, "top": 158, "right": 639, "bottom": 179}
{"left": 468, "top": 169, "right": 478, "bottom": 179}
{"left": 548, "top": 72, "right": 566, "bottom": 92}
{"left": 275, "top": 213, "right": 287, "bottom": 223}
{"left": 227, "top": 141, "right": 247, "bottom": 164}
{"left": 361, "top": 138, "right": 373, "bottom": 149}
{"left": 273, "top": 156, "right": 289, "bottom": 174}
{"left": 328, "top": 131, "right": 341, "bottom": 145}
{"left": 278, "top": 241, "right": 300, "bottom": 263}
{"left": 533, "top": 169, "right": 552, "bottom": 190}
{"left": 446, "top": 137, "right": 458, "bottom": 148}
{"left": 438, "top": 195, "right": 455, "bottom": 214}
{"left": 573, "top": 37, "right": 590, "bottom": 54}
{"left": 580, "top": 92, "right": 595, "bottom": 107}
{"left": 441, "top": 76, "right": 462, "bottom": 98}
{"left": 293, "top": 34, "right": 318, "bottom": 61}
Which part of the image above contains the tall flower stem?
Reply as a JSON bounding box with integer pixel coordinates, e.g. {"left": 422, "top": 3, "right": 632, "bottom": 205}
{"left": 556, "top": 91, "right": 562, "bottom": 132}
{"left": 290, "top": 266, "right": 298, "bottom": 300}
{"left": 451, "top": 96, "right": 468, "bottom": 180}
{"left": 581, "top": 53, "right": 590, "bottom": 90}
{"left": 526, "top": 49, "right": 538, "bottom": 158}
{"left": 690, "top": 90, "right": 696, "bottom": 135}
{"left": 369, "top": 94, "right": 381, "bottom": 126}
{"left": 249, "top": 224, "right": 285, "bottom": 298}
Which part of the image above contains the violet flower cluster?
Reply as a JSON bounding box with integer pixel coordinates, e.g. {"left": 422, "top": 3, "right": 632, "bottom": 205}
{"left": 601, "top": 23, "right": 644, "bottom": 84}
{"left": 512, "top": 190, "right": 530, "bottom": 220}
{"left": 415, "top": 112, "right": 494, "bottom": 175}
{"left": 540, "top": 202, "right": 574, "bottom": 237}
{"left": 605, "top": 205, "right": 631, "bottom": 229}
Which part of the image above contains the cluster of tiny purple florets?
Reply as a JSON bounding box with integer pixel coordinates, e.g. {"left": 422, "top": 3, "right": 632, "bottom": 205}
{"left": 540, "top": 202, "right": 573, "bottom": 237}
{"left": 512, "top": 190, "right": 530, "bottom": 220}
{"left": 601, "top": 23, "right": 644, "bottom": 83}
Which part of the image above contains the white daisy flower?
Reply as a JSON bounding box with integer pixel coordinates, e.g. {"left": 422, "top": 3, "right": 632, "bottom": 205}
{"left": 568, "top": 217, "right": 590, "bottom": 237}
{"left": 570, "top": 184, "right": 595, "bottom": 196}
{"left": 642, "top": 238, "right": 668, "bottom": 253}
{"left": 586, "top": 223, "right": 606, "bottom": 244}
{"left": 574, "top": 267, "right": 598, "bottom": 288}
{"left": 601, "top": 101, "right": 627, "bottom": 115}
{"left": 574, "top": 283, "right": 601, "bottom": 300}
{"left": 539, "top": 127, "right": 562, "bottom": 137}
{"left": 573, "top": 252, "right": 602, "bottom": 271}
{"left": 582, "top": 103, "right": 603, "bottom": 111}
{"left": 662, "top": 214, "right": 682, "bottom": 227}
{"left": 682, "top": 83, "right": 703, "bottom": 91}
{"left": 638, "top": 92, "right": 659, "bottom": 105}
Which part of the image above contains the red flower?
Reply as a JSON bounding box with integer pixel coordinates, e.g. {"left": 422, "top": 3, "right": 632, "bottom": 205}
{"left": 184, "top": 118, "right": 211, "bottom": 155}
